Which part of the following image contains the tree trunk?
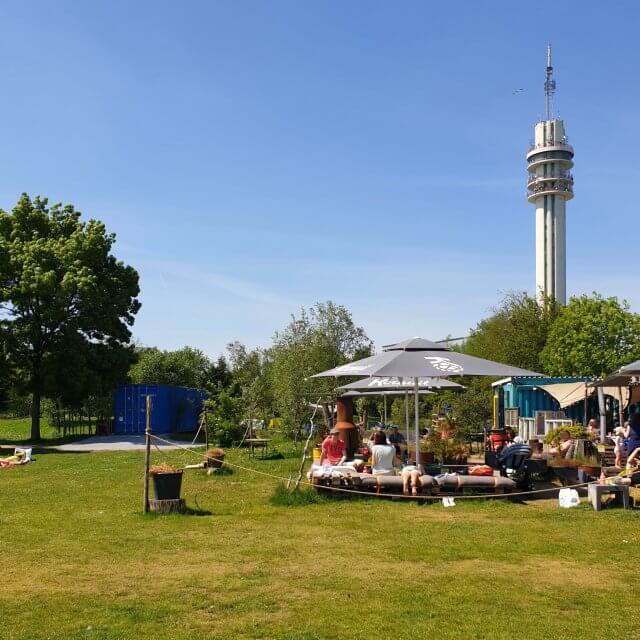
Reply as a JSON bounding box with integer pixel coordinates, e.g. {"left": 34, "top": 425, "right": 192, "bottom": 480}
{"left": 321, "top": 403, "right": 333, "bottom": 434}
{"left": 31, "top": 389, "right": 42, "bottom": 441}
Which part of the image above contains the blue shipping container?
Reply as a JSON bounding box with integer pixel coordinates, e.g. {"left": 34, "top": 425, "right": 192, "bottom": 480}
{"left": 498, "top": 376, "right": 601, "bottom": 424}
{"left": 113, "top": 384, "right": 207, "bottom": 434}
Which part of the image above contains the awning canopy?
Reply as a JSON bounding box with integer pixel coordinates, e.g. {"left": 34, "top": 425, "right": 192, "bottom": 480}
{"left": 538, "top": 381, "right": 630, "bottom": 408}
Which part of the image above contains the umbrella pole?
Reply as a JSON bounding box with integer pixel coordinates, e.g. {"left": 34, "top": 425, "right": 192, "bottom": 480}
{"left": 414, "top": 377, "right": 420, "bottom": 468}
{"left": 618, "top": 386, "right": 624, "bottom": 428}
{"left": 583, "top": 385, "right": 588, "bottom": 427}
{"left": 405, "top": 392, "right": 410, "bottom": 444}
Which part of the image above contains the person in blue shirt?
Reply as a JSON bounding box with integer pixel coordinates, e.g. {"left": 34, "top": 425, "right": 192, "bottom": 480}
{"left": 625, "top": 413, "right": 640, "bottom": 463}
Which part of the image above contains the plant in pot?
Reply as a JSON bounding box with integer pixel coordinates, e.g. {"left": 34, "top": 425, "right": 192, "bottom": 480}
{"left": 439, "top": 438, "right": 469, "bottom": 465}
{"left": 206, "top": 447, "right": 225, "bottom": 469}
{"left": 408, "top": 440, "right": 434, "bottom": 464}
{"left": 573, "top": 453, "right": 601, "bottom": 477}
{"left": 149, "top": 463, "right": 183, "bottom": 501}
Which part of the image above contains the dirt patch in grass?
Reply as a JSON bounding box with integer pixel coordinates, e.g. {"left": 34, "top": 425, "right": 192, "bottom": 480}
{"left": 430, "top": 557, "right": 626, "bottom": 590}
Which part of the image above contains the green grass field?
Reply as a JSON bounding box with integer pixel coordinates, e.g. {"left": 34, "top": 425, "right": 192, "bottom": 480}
{"left": 1, "top": 425, "right": 639, "bottom": 639}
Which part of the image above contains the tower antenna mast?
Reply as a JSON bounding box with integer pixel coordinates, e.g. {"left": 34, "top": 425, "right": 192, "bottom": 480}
{"left": 544, "top": 44, "right": 556, "bottom": 120}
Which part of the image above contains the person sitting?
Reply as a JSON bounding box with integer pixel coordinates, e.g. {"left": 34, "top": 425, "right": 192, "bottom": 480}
{"left": 370, "top": 430, "right": 397, "bottom": 476}
{"left": 367, "top": 428, "right": 389, "bottom": 449}
{"left": 319, "top": 428, "right": 347, "bottom": 466}
{"left": 586, "top": 418, "right": 599, "bottom": 440}
{"left": 388, "top": 425, "right": 407, "bottom": 458}
{"left": 489, "top": 430, "right": 509, "bottom": 453}
{"left": 401, "top": 463, "right": 424, "bottom": 496}
{"left": 549, "top": 429, "right": 575, "bottom": 459}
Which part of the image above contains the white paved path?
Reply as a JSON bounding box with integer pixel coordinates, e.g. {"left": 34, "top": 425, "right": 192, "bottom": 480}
{"left": 51, "top": 435, "right": 203, "bottom": 452}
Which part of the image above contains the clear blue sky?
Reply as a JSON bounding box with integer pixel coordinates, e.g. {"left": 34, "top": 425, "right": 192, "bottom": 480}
{"left": 1, "top": 1, "right": 638, "bottom": 356}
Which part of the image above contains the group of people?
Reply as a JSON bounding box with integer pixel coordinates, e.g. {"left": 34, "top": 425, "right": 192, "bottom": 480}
{"left": 318, "top": 426, "right": 424, "bottom": 495}
{"left": 547, "top": 413, "right": 640, "bottom": 470}
{"left": 613, "top": 413, "right": 640, "bottom": 469}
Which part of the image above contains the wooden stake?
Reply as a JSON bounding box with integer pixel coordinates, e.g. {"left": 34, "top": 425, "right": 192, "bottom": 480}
{"left": 293, "top": 423, "right": 315, "bottom": 491}
{"left": 143, "top": 395, "right": 152, "bottom": 514}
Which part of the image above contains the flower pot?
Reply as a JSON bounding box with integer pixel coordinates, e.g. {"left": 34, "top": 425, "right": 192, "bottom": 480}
{"left": 409, "top": 450, "right": 433, "bottom": 464}
{"left": 551, "top": 466, "right": 578, "bottom": 486}
{"left": 206, "top": 448, "right": 225, "bottom": 469}
{"left": 152, "top": 471, "right": 183, "bottom": 500}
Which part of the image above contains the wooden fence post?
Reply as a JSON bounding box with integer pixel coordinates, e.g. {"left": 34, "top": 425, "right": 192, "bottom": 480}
{"left": 143, "top": 395, "right": 152, "bottom": 514}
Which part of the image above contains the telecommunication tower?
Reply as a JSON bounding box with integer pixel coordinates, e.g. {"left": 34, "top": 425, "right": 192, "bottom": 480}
{"left": 526, "top": 45, "right": 574, "bottom": 305}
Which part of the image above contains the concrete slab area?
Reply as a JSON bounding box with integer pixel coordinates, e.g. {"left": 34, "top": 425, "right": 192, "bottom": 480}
{"left": 50, "top": 435, "right": 202, "bottom": 452}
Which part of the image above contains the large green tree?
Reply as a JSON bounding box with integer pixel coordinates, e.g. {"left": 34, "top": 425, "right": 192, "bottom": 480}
{"left": 540, "top": 293, "right": 640, "bottom": 377}
{"left": 226, "top": 341, "right": 274, "bottom": 424}
{"left": 0, "top": 194, "right": 140, "bottom": 440}
{"left": 270, "top": 301, "right": 372, "bottom": 434}
{"left": 463, "top": 291, "right": 559, "bottom": 372}
{"left": 129, "top": 346, "right": 221, "bottom": 390}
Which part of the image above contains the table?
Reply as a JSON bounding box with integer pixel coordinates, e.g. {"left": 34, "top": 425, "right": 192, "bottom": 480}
{"left": 587, "top": 483, "right": 629, "bottom": 511}
{"left": 466, "top": 432, "right": 485, "bottom": 454}
{"left": 245, "top": 438, "right": 270, "bottom": 459}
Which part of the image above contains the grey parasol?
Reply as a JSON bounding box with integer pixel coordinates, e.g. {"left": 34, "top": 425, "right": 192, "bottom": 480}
{"left": 312, "top": 337, "right": 543, "bottom": 465}
{"left": 338, "top": 376, "right": 463, "bottom": 392}
{"left": 596, "top": 358, "right": 640, "bottom": 387}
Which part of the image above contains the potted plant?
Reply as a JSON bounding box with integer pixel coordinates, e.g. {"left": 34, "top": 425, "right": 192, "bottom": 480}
{"left": 206, "top": 447, "right": 225, "bottom": 469}
{"left": 446, "top": 442, "right": 469, "bottom": 466}
{"left": 407, "top": 440, "right": 434, "bottom": 464}
{"left": 573, "top": 453, "right": 601, "bottom": 478}
{"left": 547, "top": 456, "right": 579, "bottom": 485}
{"left": 149, "top": 463, "right": 183, "bottom": 501}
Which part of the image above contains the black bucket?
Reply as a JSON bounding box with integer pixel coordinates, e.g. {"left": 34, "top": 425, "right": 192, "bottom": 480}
{"left": 152, "top": 472, "right": 183, "bottom": 500}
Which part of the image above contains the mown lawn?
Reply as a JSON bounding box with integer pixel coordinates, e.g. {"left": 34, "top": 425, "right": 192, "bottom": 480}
{"left": 0, "top": 417, "right": 93, "bottom": 446}
{"left": 1, "top": 434, "right": 639, "bottom": 640}
{"left": 0, "top": 417, "right": 58, "bottom": 443}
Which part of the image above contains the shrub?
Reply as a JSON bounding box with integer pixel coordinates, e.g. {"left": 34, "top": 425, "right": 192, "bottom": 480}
{"left": 543, "top": 424, "right": 586, "bottom": 445}
{"left": 203, "top": 390, "right": 244, "bottom": 446}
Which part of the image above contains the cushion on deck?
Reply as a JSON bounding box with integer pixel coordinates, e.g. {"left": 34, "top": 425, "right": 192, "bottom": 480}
{"left": 435, "top": 474, "right": 516, "bottom": 492}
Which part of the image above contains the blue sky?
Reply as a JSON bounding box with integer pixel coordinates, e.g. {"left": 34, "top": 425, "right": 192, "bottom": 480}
{"left": 1, "top": 1, "right": 638, "bottom": 356}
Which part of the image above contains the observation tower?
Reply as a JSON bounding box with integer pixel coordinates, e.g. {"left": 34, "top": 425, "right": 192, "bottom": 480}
{"left": 526, "top": 45, "right": 574, "bottom": 305}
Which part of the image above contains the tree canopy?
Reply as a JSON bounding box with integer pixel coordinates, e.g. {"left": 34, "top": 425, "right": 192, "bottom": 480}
{"left": 463, "top": 291, "right": 559, "bottom": 372}
{"left": 0, "top": 194, "right": 140, "bottom": 439}
{"left": 269, "top": 301, "right": 372, "bottom": 434}
{"left": 129, "top": 346, "right": 223, "bottom": 390}
{"left": 540, "top": 293, "right": 640, "bottom": 377}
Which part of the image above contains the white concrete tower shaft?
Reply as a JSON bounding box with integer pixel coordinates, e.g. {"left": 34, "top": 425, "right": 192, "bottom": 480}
{"left": 526, "top": 46, "right": 574, "bottom": 305}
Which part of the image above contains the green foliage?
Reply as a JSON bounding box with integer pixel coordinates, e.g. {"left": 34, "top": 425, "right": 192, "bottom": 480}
{"left": 543, "top": 424, "right": 587, "bottom": 444}
{"left": 226, "top": 341, "right": 274, "bottom": 423}
{"left": 203, "top": 389, "right": 244, "bottom": 446}
{"left": 414, "top": 429, "right": 469, "bottom": 463}
{"left": 449, "top": 378, "right": 493, "bottom": 437}
{"left": 269, "top": 301, "right": 372, "bottom": 435}
{"left": 0, "top": 194, "right": 140, "bottom": 439}
{"left": 540, "top": 294, "right": 640, "bottom": 377}
{"left": 464, "top": 291, "right": 559, "bottom": 372}
{"left": 130, "top": 346, "right": 222, "bottom": 390}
